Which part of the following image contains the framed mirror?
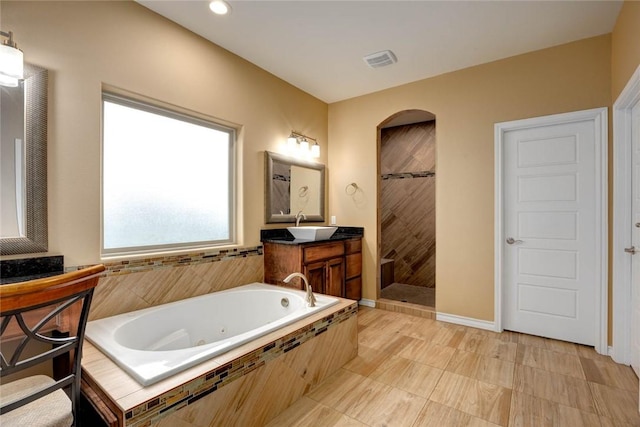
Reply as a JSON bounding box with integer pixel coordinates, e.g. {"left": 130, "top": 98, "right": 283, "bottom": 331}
{"left": 265, "top": 151, "right": 325, "bottom": 223}
{"left": 0, "top": 64, "right": 48, "bottom": 255}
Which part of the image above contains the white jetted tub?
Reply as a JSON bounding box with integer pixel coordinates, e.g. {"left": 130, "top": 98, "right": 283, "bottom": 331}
{"left": 85, "top": 283, "right": 339, "bottom": 386}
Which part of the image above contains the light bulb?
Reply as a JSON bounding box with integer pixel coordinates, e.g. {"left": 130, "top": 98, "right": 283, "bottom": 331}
{"left": 287, "top": 135, "right": 298, "bottom": 152}
{"left": 0, "top": 43, "right": 23, "bottom": 87}
{"left": 300, "top": 138, "right": 310, "bottom": 153}
{"left": 311, "top": 142, "right": 320, "bottom": 158}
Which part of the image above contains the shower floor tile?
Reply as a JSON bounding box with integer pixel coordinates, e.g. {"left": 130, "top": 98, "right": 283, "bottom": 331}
{"left": 380, "top": 283, "right": 435, "bottom": 307}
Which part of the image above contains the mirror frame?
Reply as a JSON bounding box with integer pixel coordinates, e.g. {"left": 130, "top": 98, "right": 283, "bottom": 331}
{"left": 0, "top": 64, "right": 48, "bottom": 255}
{"left": 265, "top": 151, "right": 325, "bottom": 224}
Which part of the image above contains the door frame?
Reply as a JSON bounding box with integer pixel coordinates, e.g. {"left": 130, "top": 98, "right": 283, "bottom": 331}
{"left": 494, "top": 108, "right": 608, "bottom": 354}
{"left": 612, "top": 64, "right": 640, "bottom": 365}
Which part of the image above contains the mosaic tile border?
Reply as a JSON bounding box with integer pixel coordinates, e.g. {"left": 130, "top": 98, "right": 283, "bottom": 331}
{"left": 124, "top": 302, "right": 358, "bottom": 427}
{"left": 67, "top": 245, "right": 263, "bottom": 277}
{"left": 381, "top": 170, "right": 435, "bottom": 180}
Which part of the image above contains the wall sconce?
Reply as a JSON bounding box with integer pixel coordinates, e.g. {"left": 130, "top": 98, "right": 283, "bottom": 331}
{"left": 0, "top": 30, "right": 23, "bottom": 87}
{"left": 286, "top": 131, "right": 320, "bottom": 159}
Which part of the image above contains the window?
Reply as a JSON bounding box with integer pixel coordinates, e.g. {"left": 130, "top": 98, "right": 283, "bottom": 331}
{"left": 102, "top": 93, "right": 235, "bottom": 256}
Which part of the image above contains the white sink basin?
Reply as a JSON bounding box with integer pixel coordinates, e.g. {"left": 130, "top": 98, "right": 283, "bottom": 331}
{"left": 287, "top": 226, "right": 338, "bottom": 241}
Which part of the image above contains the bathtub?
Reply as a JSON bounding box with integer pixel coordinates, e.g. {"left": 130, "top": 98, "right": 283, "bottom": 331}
{"left": 85, "top": 282, "right": 339, "bottom": 386}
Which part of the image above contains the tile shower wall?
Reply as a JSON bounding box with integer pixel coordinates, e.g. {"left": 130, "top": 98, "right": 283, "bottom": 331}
{"left": 73, "top": 248, "right": 264, "bottom": 320}
{"left": 381, "top": 121, "right": 436, "bottom": 288}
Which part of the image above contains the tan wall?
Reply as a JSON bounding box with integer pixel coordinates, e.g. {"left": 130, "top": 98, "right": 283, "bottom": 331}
{"left": 612, "top": 0, "right": 640, "bottom": 101}
{"left": 328, "top": 35, "right": 611, "bottom": 321}
{"left": 1, "top": 1, "right": 328, "bottom": 266}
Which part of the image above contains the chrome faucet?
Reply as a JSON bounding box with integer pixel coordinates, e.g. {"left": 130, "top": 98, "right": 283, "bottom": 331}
{"left": 283, "top": 272, "right": 316, "bottom": 307}
{"left": 295, "top": 211, "right": 306, "bottom": 227}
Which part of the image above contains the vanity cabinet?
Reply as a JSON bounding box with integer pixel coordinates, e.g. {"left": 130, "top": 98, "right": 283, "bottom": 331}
{"left": 263, "top": 237, "right": 362, "bottom": 300}
{"left": 305, "top": 258, "right": 344, "bottom": 297}
{"left": 344, "top": 238, "right": 362, "bottom": 300}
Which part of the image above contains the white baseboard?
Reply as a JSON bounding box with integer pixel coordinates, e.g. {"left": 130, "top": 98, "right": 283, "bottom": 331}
{"left": 436, "top": 312, "right": 496, "bottom": 332}
{"left": 358, "top": 299, "right": 376, "bottom": 308}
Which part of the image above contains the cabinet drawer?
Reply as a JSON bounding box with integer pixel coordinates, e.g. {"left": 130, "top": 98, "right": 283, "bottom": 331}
{"left": 303, "top": 242, "right": 344, "bottom": 263}
{"left": 345, "top": 253, "right": 362, "bottom": 279}
{"left": 345, "top": 238, "right": 362, "bottom": 254}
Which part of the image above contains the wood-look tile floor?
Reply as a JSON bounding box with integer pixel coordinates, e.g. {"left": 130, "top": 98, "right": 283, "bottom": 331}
{"left": 266, "top": 307, "right": 640, "bottom": 427}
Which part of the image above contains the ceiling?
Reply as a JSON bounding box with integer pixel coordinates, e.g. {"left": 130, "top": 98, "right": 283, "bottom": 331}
{"left": 137, "top": 0, "right": 623, "bottom": 104}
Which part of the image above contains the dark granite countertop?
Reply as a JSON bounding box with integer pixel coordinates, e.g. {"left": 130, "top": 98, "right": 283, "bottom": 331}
{"left": 260, "top": 226, "right": 364, "bottom": 245}
{"left": 0, "top": 255, "right": 64, "bottom": 285}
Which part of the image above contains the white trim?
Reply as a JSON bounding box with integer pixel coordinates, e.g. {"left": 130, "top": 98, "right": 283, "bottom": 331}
{"left": 436, "top": 312, "right": 496, "bottom": 332}
{"left": 612, "top": 64, "right": 640, "bottom": 365}
{"left": 358, "top": 299, "right": 376, "bottom": 308}
{"left": 608, "top": 346, "right": 614, "bottom": 357}
{"left": 494, "top": 108, "right": 608, "bottom": 354}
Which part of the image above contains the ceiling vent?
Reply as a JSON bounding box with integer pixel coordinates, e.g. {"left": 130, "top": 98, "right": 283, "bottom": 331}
{"left": 363, "top": 50, "right": 397, "bottom": 69}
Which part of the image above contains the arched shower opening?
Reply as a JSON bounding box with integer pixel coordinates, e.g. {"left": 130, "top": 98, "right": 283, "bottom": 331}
{"left": 377, "top": 109, "right": 436, "bottom": 309}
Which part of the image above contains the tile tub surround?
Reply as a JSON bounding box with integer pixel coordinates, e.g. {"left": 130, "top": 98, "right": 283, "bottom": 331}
{"left": 81, "top": 298, "right": 358, "bottom": 426}
{"left": 85, "top": 251, "right": 264, "bottom": 320}
{"left": 70, "top": 246, "right": 263, "bottom": 277}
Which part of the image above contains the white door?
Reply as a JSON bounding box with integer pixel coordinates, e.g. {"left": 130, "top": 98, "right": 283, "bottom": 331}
{"left": 631, "top": 102, "right": 640, "bottom": 377}
{"left": 500, "top": 109, "right": 606, "bottom": 346}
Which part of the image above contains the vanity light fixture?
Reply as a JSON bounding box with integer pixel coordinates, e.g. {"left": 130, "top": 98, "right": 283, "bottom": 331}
{"left": 300, "top": 137, "right": 310, "bottom": 153}
{"left": 310, "top": 142, "right": 320, "bottom": 158}
{"left": 0, "top": 30, "right": 23, "bottom": 88}
{"left": 287, "top": 132, "right": 298, "bottom": 151}
{"left": 286, "top": 131, "right": 320, "bottom": 159}
{"left": 209, "top": 0, "right": 231, "bottom": 15}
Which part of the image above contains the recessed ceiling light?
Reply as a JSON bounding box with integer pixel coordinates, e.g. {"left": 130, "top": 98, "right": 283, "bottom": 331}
{"left": 209, "top": 0, "right": 231, "bottom": 15}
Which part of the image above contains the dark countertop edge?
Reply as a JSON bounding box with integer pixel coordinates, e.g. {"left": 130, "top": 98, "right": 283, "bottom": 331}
{"left": 260, "top": 226, "right": 364, "bottom": 245}
{"left": 0, "top": 271, "right": 64, "bottom": 285}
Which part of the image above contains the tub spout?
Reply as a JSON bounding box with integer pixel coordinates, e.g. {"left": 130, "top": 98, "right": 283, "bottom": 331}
{"left": 283, "top": 272, "right": 316, "bottom": 307}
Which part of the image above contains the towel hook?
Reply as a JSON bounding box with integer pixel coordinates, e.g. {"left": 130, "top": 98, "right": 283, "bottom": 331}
{"left": 345, "top": 182, "right": 358, "bottom": 196}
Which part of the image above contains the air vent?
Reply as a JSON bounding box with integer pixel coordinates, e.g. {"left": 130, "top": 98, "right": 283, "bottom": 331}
{"left": 363, "top": 50, "right": 397, "bottom": 69}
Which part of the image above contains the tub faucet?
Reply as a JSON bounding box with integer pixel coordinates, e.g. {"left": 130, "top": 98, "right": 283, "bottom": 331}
{"left": 295, "top": 211, "right": 306, "bottom": 227}
{"left": 283, "top": 272, "right": 316, "bottom": 307}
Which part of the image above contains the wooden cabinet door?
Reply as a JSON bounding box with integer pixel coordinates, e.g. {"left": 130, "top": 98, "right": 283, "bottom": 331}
{"left": 345, "top": 277, "right": 362, "bottom": 300}
{"left": 325, "top": 258, "right": 345, "bottom": 297}
{"left": 304, "top": 261, "right": 326, "bottom": 295}
{"left": 263, "top": 243, "right": 303, "bottom": 287}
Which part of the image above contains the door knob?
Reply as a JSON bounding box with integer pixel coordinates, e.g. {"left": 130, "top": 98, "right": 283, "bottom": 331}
{"left": 624, "top": 246, "right": 637, "bottom": 254}
{"left": 506, "top": 237, "right": 523, "bottom": 245}
{"left": 636, "top": 223, "right": 640, "bottom": 228}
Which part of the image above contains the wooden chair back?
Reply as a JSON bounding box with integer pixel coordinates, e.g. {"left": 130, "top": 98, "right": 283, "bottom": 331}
{"left": 0, "top": 264, "right": 105, "bottom": 426}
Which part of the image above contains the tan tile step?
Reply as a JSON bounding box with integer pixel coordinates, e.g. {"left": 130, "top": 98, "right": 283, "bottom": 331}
{"left": 376, "top": 298, "right": 436, "bottom": 319}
